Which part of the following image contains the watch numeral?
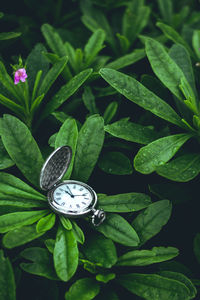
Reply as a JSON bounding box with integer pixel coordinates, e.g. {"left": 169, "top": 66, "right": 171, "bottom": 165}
{"left": 61, "top": 202, "right": 65, "bottom": 206}
{"left": 82, "top": 202, "right": 86, "bottom": 205}
{"left": 73, "top": 185, "right": 76, "bottom": 189}
{"left": 76, "top": 204, "right": 80, "bottom": 208}
{"left": 56, "top": 192, "right": 61, "bottom": 195}
{"left": 56, "top": 197, "right": 61, "bottom": 200}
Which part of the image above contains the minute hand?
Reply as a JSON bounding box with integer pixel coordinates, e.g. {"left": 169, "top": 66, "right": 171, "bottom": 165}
{"left": 65, "top": 186, "right": 74, "bottom": 197}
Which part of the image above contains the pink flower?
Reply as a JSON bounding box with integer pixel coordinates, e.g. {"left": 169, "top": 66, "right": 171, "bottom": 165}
{"left": 14, "top": 68, "right": 27, "bottom": 85}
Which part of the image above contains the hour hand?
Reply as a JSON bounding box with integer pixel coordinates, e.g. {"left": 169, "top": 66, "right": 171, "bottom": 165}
{"left": 65, "top": 186, "right": 74, "bottom": 197}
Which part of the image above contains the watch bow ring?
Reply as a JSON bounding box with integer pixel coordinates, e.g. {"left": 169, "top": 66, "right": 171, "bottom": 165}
{"left": 40, "top": 146, "right": 106, "bottom": 226}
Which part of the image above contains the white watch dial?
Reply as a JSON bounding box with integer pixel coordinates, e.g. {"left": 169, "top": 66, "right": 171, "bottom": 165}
{"left": 53, "top": 182, "right": 93, "bottom": 213}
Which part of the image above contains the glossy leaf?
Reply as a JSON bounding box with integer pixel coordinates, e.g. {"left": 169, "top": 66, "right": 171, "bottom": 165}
{"left": 192, "top": 30, "right": 200, "bottom": 59}
{"left": 132, "top": 200, "right": 172, "bottom": 245}
{"left": 0, "top": 139, "right": 14, "bottom": 169}
{"left": 145, "top": 37, "right": 188, "bottom": 100}
{"left": 105, "top": 118, "right": 159, "bottom": 144}
{"left": 103, "top": 101, "right": 118, "bottom": 125}
{"left": 157, "top": 0, "right": 173, "bottom": 24}
{"left": 117, "top": 273, "right": 191, "bottom": 300}
{"left": 117, "top": 246, "right": 179, "bottom": 266}
{"left": 71, "top": 221, "right": 85, "bottom": 244}
{"left": 0, "top": 210, "right": 48, "bottom": 233}
{"left": 59, "top": 216, "right": 72, "bottom": 230}
{"left": 2, "top": 224, "right": 45, "bottom": 249}
{"left": 97, "top": 213, "right": 140, "bottom": 247}
{"left": 20, "top": 247, "right": 59, "bottom": 280}
{"left": 0, "top": 31, "right": 21, "bottom": 40}
{"left": 0, "top": 115, "right": 44, "bottom": 187}
{"left": 98, "top": 151, "right": 133, "bottom": 175}
{"left": 53, "top": 225, "right": 78, "bottom": 281}
{"left": 36, "top": 213, "right": 56, "bottom": 233}
{"left": 99, "top": 68, "right": 184, "bottom": 127}
{"left": 55, "top": 118, "right": 78, "bottom": 179}
{"left": 96, "top": 273, "right": 115, "bottom": 283}
{"left": 37, "top": 56, "right": 68, "bottom": 96}
{"left": 159, "top": 271, "right": 197, "bottom": 298}
{"left": 72, "top": 114, "right": 104, "bottom": 182}
{"left": 84, "top": 29, "right": 105, "bottom": 66}
{"left": 42, "top": 68, "right": 93, "bottom": 119}
{"left": 82, "top": 86, "right": 98, "bottom": 114}
{"left": 98, "top": 192, "right": 151, "bottom": 212}
{"left": 65, "top": 278, "right": 100, "bottom": 300}
{"left": 156, "top": 153, "right": 200, "bottom": 182}
{"left": 82, "top": 232, "right": 117, "bottom": 268}
{"left": 0, "top": 250, "right": 16, "bottom": 300}
{"left": 45, "top": 239, "right": 55, "bottom": 254}
{"left": 134, "top": 134, "right": 192, "bottom": 174}
{"left": 105, "top": 49, "right": 145, "bottom": 70}
{"left": 0, "top": 93, "right": 24, "bottom": 117}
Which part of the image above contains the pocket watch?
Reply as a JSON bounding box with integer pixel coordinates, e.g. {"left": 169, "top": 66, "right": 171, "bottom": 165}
{"left": 40, "top": 146, "right": 106, "bottom": 226}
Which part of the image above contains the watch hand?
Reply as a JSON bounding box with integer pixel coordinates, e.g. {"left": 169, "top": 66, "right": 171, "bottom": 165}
{"left": 65, "top": 190, "right": 74, "bottom": 198}
{"left": 66, "top": 186, "right": 73, "bottom": 196}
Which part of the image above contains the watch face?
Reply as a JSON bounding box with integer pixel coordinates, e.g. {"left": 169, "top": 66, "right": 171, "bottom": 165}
{"left": 48, "top": 180, "right": 97, "bottom": 217}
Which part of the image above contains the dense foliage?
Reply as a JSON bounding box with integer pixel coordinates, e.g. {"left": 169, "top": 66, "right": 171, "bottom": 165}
{"left": 0, "top": 0, "right": 200, "bottom": 299}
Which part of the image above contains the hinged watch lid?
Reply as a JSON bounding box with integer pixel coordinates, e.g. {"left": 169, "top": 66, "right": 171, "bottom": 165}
{"left": 40, "top": 146, "right": 72, "bottom": 191}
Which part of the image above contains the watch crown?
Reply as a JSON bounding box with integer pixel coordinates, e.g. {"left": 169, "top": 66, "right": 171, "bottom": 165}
{"left": 91, "top": 209, "right": 106, "bottom": 226}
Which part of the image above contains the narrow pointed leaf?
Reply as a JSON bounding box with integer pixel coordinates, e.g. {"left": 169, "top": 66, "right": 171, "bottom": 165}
{"left": 71, "top": 221, "right": 85, "bottom": 244}
{"left": 0, "top": 32, "right": 21, "bottom": 40}
{"left": 134, "top": 134, "right": 192, "bottom": 174}
{"left": 117, "top": 246, "right": 179, "bottom": 266}
{"left": 98, "top": 192, "right": 151, "bottom": 212}
{"left": 0, "top": 250, "right": 16, "bottom": 300}
{"left": 192, "top": 30, "right": 200, "bottom": 59}
{"left": 99, "top": 68, "right": 183, "bottom": 127}
{"left": 132, "top": 200, "right": 172, "bottom": 245}
{"left": 55, "top": 118, "right": 78, "bottom": 179}
{"left": 72, "top": 114, "right": 104, "bottom": 182}
{"left": 53, "top": 225, "right": 78, "bottom": 281}
{"left": 65, "top": 278, "right": 100, "bottom": 300}
{"left": 36, "top": 213, "right": 56, "bottom": 233}
{"left": 0, "top": 139, "right": 14, "bottom": 169}
{"left": 84, "top": 29, "right": 105, "bottom": 66}
{"left": 97, "top": 213, "right": 140, "bottom": 247}
{"left": 0, "top": 210, "right": 48, "bottom": 233}
{"left": 117, "top": 273, "right": 191, "bottom": 300}
{"left": 2, "top": 224, "right": 45, "bottom": 249}
{"left": 157, "top": 0, "right": 173, "bottom": 24}
{"left": 156, "top": 153, "right": 200, "bottom": 182}
{"left": 42, "top": 68, "right": 93, "bottom": 119}
{"left": 0, "top": 93, "right": 24, "bottom": 116}
{"left": 105, "top": 118, "right": 159, "bottom": 144}
{"left": 0, "top": 115, "right": 44, "bottom": 187}
{"left": 103, "top": 101, "right": 118, "bottom": 125}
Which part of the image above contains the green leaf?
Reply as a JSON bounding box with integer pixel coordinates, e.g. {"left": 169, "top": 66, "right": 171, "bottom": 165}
{"left": 122, "top": 4, "right": 150, "bottom": 45}
{"left": 84, "top": 29, "right": 105, "bottom": 66}
{"left": 2, "top": 224, "right": 45, "bottom": 249}
{"left": 42, "top": 68, "right": 93, "bottom": 119}
{"left": 97, "top": 213, "right": 140, "bottom": 247}
{"left": 105, "top": 49, "right": 145, "bottom": 70}
{"left": 134, "top": 133, "right": 192, "bottom": 174}
{"left": 82, "top": 232, "right": 117, "bottom": 268}
{"left": 117, "top": 246, "right": 179, "bottom": 266}
{"left": 45, "top": 239, "right": 55, "bottom": 254}
{"left": 103, "top": 101, "right": 118, "bottom": 125}
{"left": 159, "top": 271, "right": 197, "bottom": 298}
{"left": 156, "top": 153, "right": 200, "bottom": 182}
{"left": 82, "top": 86, "right": 98, "bottom": 114}
{"left": 0, "top": 32, "right": 21, "bottom": 40}
{"left": 117, "top": 273, "right": 191, "bottom": 300}
{"left": 94, "top": 289, "right": 119, "bottom": 300}
{"left": 99, "top": 68, "right": 183, "bottom": 128}
{"left": 36, "top": 213, "right": 56, "bottom": 233}
{"left": 105, "top": 118, "right": 159, "bottom": 144}
{"left": 72, "top": 114, "right": 104, "bottom": 182}
{"left": 59, "top": 215, "right": 72, "bottom": 230}
{"left": 194, "top": 233, "right": 200, "bottom": 264}
{"left": 132, "top": 200, "right": 172, "bottom": 246}
{"left": 0, "top": 93, "right": 24, "bottom": 117}
{"left": 0, "top": 250, "right": 16, "bottom": 300}
{"left": 98, "top": 151, "right": 133, "bottom": 175}
{"left": 156, "top": 22, "right": 193, "bottom": 57}
{"left": 157, "top": 0, "right": 173, "bottom": 24}
{"left": 41, "top": 24, "right": 67, "bottom": 57}
{"left": 169, "top": 44, "right": 197, "bottom": 99}
{"left": 71, "top": 221, "right": 85, "bottom": 244}
{"left": 37, "top": 56, "right": 68, "bottom": 96}
{"left": 26, "top": 43, "right": 49, "bottom": 93}
{"left": 53, "top": 225, "right": 78, "bottom": 281}
{"left": 0, "top": 138, "right": 14, "bottom": 169}
{"left": 96, "top": 273, "right": 115, "bottom": 283}
{"left": 145, "top": 37, "right": 188, "bottom": 100}
{"left": 0, "top": 115, "right": 44, "bottom": 187}
{"left": 192, "top": 30, "right": 200, "bottom": 59}
{"left": 65, "top": 278, "right": 100, "bottom": 300}
{"left": 20, "top": 247, "right": 59, "bottom": 280}
{"left": 98, "top": 192, "right": 151, "bottom": 212}
{"left": 55, "top": 118, "right": 78, "bottom": 179}
{"left": 30, "top": 94, "right": 45, "bottom": 114}
{"left": 116, "top": 33, "right": 130, "bottom": 53}
{"left": 0, "top": 210, "right": 48, "bottom": 233}
{"left": 0, "top": 172, "right": 46, "bottom": 208}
